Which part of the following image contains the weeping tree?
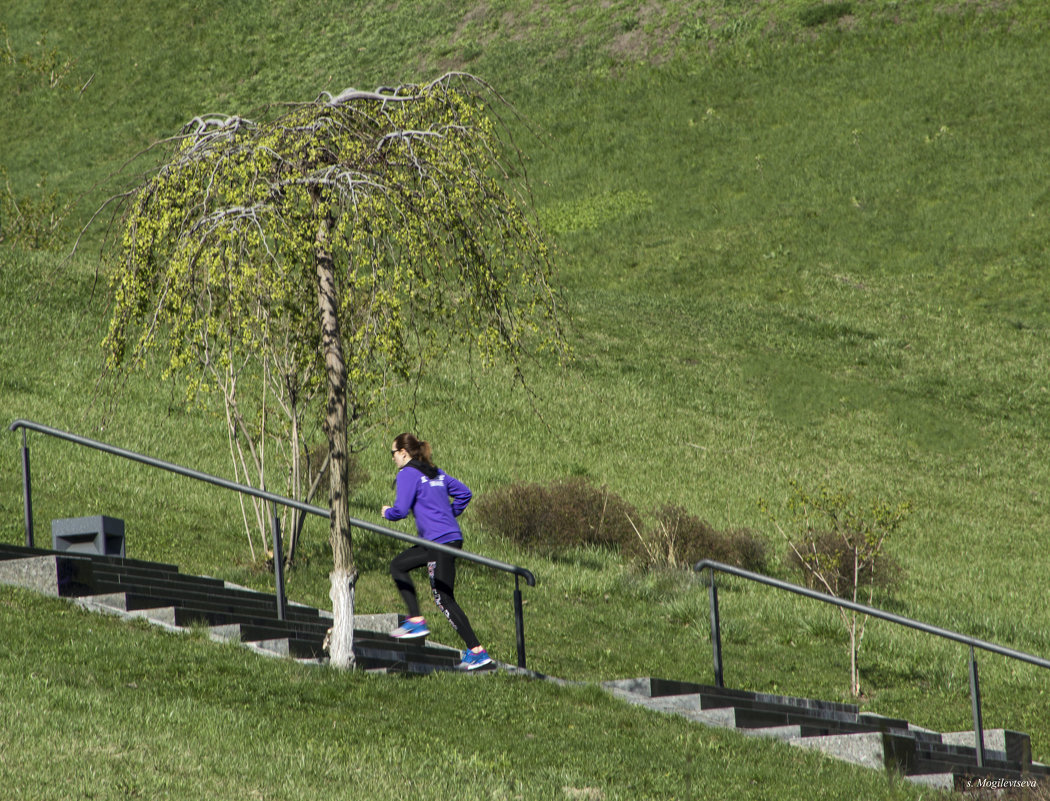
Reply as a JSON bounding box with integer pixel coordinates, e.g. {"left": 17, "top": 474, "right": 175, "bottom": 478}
{"left": 101, "top": 73, "right": 564, "bottom": 668}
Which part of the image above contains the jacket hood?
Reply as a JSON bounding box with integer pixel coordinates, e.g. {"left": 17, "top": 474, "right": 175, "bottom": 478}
{"left": 404, "top": 459, "right": 440, "bottom": 480}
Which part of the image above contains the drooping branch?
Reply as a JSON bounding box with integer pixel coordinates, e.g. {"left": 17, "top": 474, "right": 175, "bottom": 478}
{"left": 99, "top": 71, "right": 566, "bottom": 669}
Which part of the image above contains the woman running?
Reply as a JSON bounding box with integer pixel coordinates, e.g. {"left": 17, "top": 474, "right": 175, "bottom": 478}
{"left": 381, "top": 432, "right": 493, "bottom": 670}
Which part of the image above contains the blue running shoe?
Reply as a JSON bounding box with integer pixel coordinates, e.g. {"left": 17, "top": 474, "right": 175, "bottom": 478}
{"left": 458, "top": 647, "right": 493, "bottom": 670}
{"left": 391, "top": 617, "right": 430, "bottom": 639}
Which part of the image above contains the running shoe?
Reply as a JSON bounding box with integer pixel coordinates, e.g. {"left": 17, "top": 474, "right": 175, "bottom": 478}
{"left": 390, "top": 617, "right": 430, "bottom": 639}
{"left": 458, "top": 647, "right": 494, "bottom": 670}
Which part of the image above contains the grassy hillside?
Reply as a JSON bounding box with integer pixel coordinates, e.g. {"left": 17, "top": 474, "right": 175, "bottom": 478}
{"left": 1, "top": 586, "right": 935, "bottom": 801}
{"left": 3, "top": 1, "right": 1050, "bottom": 797}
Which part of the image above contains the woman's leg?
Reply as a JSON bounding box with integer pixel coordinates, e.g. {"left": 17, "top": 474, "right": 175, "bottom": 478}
{"left": 427, "top": 542, "right": 481, "bottom": 650}
{"left": 389, "top": 545, "right": 431, "bottom": 618}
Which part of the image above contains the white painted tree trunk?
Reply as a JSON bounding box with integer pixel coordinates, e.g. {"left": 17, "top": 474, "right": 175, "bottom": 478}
{"left": 313, "top": 197, "right": 357, "bottom": 670}
{"left": 328, "top": 568, "right": 357, "bottom": 669}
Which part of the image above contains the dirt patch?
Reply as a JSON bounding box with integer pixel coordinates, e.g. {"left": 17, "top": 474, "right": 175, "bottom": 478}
{"left": 606, "top": 2, "right": 677, "bottom": 64}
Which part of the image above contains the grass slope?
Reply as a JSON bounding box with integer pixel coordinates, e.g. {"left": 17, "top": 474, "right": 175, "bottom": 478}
{"left": 0, "top": 586, "right": 930, "bottom": 801}
{"left": 3, "top": 0, "right": 1050, "bottom": 796}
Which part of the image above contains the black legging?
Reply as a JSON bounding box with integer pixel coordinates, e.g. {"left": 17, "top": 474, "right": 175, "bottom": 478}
{"left": 390, "top": 541, "right": 480, "bottom": 649}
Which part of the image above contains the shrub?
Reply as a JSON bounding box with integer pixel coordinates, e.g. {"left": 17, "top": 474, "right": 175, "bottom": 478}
{"left": 475, "top": 481, "right": 768, "bottom": 573}
{"left": 472, "top": 477, "right": 638, "bottom": 554}
{"left": 784, "top": 529, "right": 903, "bottom": 596}
{"left": 0, "top": 165, "right": 63, "bottom": 250}
{"left": 625, "top": 504, "right": 768, "bottom": 573}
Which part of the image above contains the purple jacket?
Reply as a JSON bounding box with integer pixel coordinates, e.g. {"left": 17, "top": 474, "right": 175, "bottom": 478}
{"left": 383, "top": 462, "right": 472, "bottom": 545}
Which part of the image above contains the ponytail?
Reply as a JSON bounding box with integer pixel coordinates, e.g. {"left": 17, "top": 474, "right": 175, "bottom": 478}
{"left": 393, "top": 432, "right": 433, "bottom": 466}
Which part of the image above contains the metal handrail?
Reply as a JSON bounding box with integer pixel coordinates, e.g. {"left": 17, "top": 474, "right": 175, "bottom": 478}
{"left": 693, "top": 559, "right": 1050, "bottom": 768}
{"left": 9, "top": 418, "right": 535, "bottom": 667}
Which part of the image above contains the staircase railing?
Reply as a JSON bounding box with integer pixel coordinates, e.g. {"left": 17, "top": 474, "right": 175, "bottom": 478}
{"left": 9, "top": 418, "right": 535, "bottom": 668}
{"left": 693, "top": 559, "right": 1050, "bottom": 768}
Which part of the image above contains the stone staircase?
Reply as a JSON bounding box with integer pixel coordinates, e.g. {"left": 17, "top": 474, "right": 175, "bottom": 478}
{"left": 0, "top": 543, "right": 472, "bottom": 674}
{"left": 604, "top": 677, "right": 1050, "bottom": 792}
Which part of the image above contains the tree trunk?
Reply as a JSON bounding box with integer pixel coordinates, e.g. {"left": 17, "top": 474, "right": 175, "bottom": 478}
{"left": 313, "top": 204, "right": 357, "bottom": 669}
{"left": 849, "top": 612, "right": 859, "bottom": 697}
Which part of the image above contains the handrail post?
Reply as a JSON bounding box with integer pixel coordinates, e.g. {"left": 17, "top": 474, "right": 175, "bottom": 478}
{"left": 514, "top": 574, "right": 527, "bottom": 669}
{"left": 708, "top": 568, "right": 724, "bottom": 688}
{"left": 970, "top": 646, "right": 986, "bottom": 768}
{"left": 270, "top": 501, "right": 287, "bottom": 622}
{"left": 19, "top": 428, "right": 34, "bottom": 548}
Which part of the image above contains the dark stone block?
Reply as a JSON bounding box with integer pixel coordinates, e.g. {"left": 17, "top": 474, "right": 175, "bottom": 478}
{"left": 52, "top": 516, "right": 125, "bottom": 558}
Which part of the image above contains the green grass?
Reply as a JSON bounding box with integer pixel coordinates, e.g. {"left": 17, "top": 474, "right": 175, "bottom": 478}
{"left": 0, "top": 586, "right": 933, "bottom": 801}
{"left": 4, "top": 0, "right": 1050, "bottom": 797}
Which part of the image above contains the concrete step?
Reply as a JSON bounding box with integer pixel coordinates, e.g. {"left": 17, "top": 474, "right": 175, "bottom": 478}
{"left": 210, "top": 625, "right": 461, "bottom": 668}
{"left": 62, "top": 558, "right": 325, "bottom": 622}
{"left": 790, "top": 730, "right": 914, "bottom": 773}
{"left": 605, "top": 676, "right": 860, "bottom": 717}
{"left": 76, "top": 592, "right": 471, "bottom": 673}
{"left": 0, "top": 542, "right": 179, "bottom": 573}
{"left": 1, "top": 547, "right": 481, "bottom": 675}
{"left": 908, "top": 740, "right": 1040, "bottom": 778}
{"left": 0, "top": 551, "right": 324, "bottom": 628}
{"left": 86, "top": 592, "right": 329, "bottom": 638}
{"left": 76, "top": 577, "right": 324, "bottom": 627}
{"left": 0, "top": 554, "right": 69, "bottom": 596}
{"left": 603, "top": 677, "right": 914, "bottom": 737}
{"left": 787, "top": 728, "right": 1037, "bottom": 778}
{"left": 78, "top": 597, "right": 466, "bottom": 669}
{"left": 605, "top": 678, "right": 1049, "bottom": 788}
{"left": 941, "top": 729, "right": 1034, "bottom": 767}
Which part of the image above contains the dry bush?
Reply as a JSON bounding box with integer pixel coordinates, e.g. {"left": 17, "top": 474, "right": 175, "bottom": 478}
{"left": 784, "top": 530, "right": 903, "bottom": 596}
{"left": 472, "top": 477, "right": 638, "bottom": 554}
{"left": 625, "top": 504, "right": 768, "bottom": 572}
{"left": 476, "top": 482, "right": 768, "bottom": 573}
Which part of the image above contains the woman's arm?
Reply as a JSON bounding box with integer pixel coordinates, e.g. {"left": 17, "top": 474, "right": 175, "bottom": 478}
{"left": 445, "top": 474, "right": 472, "bottom": 517}
{"left": 383, "top": 470, "right": 418, "bottom": 521}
